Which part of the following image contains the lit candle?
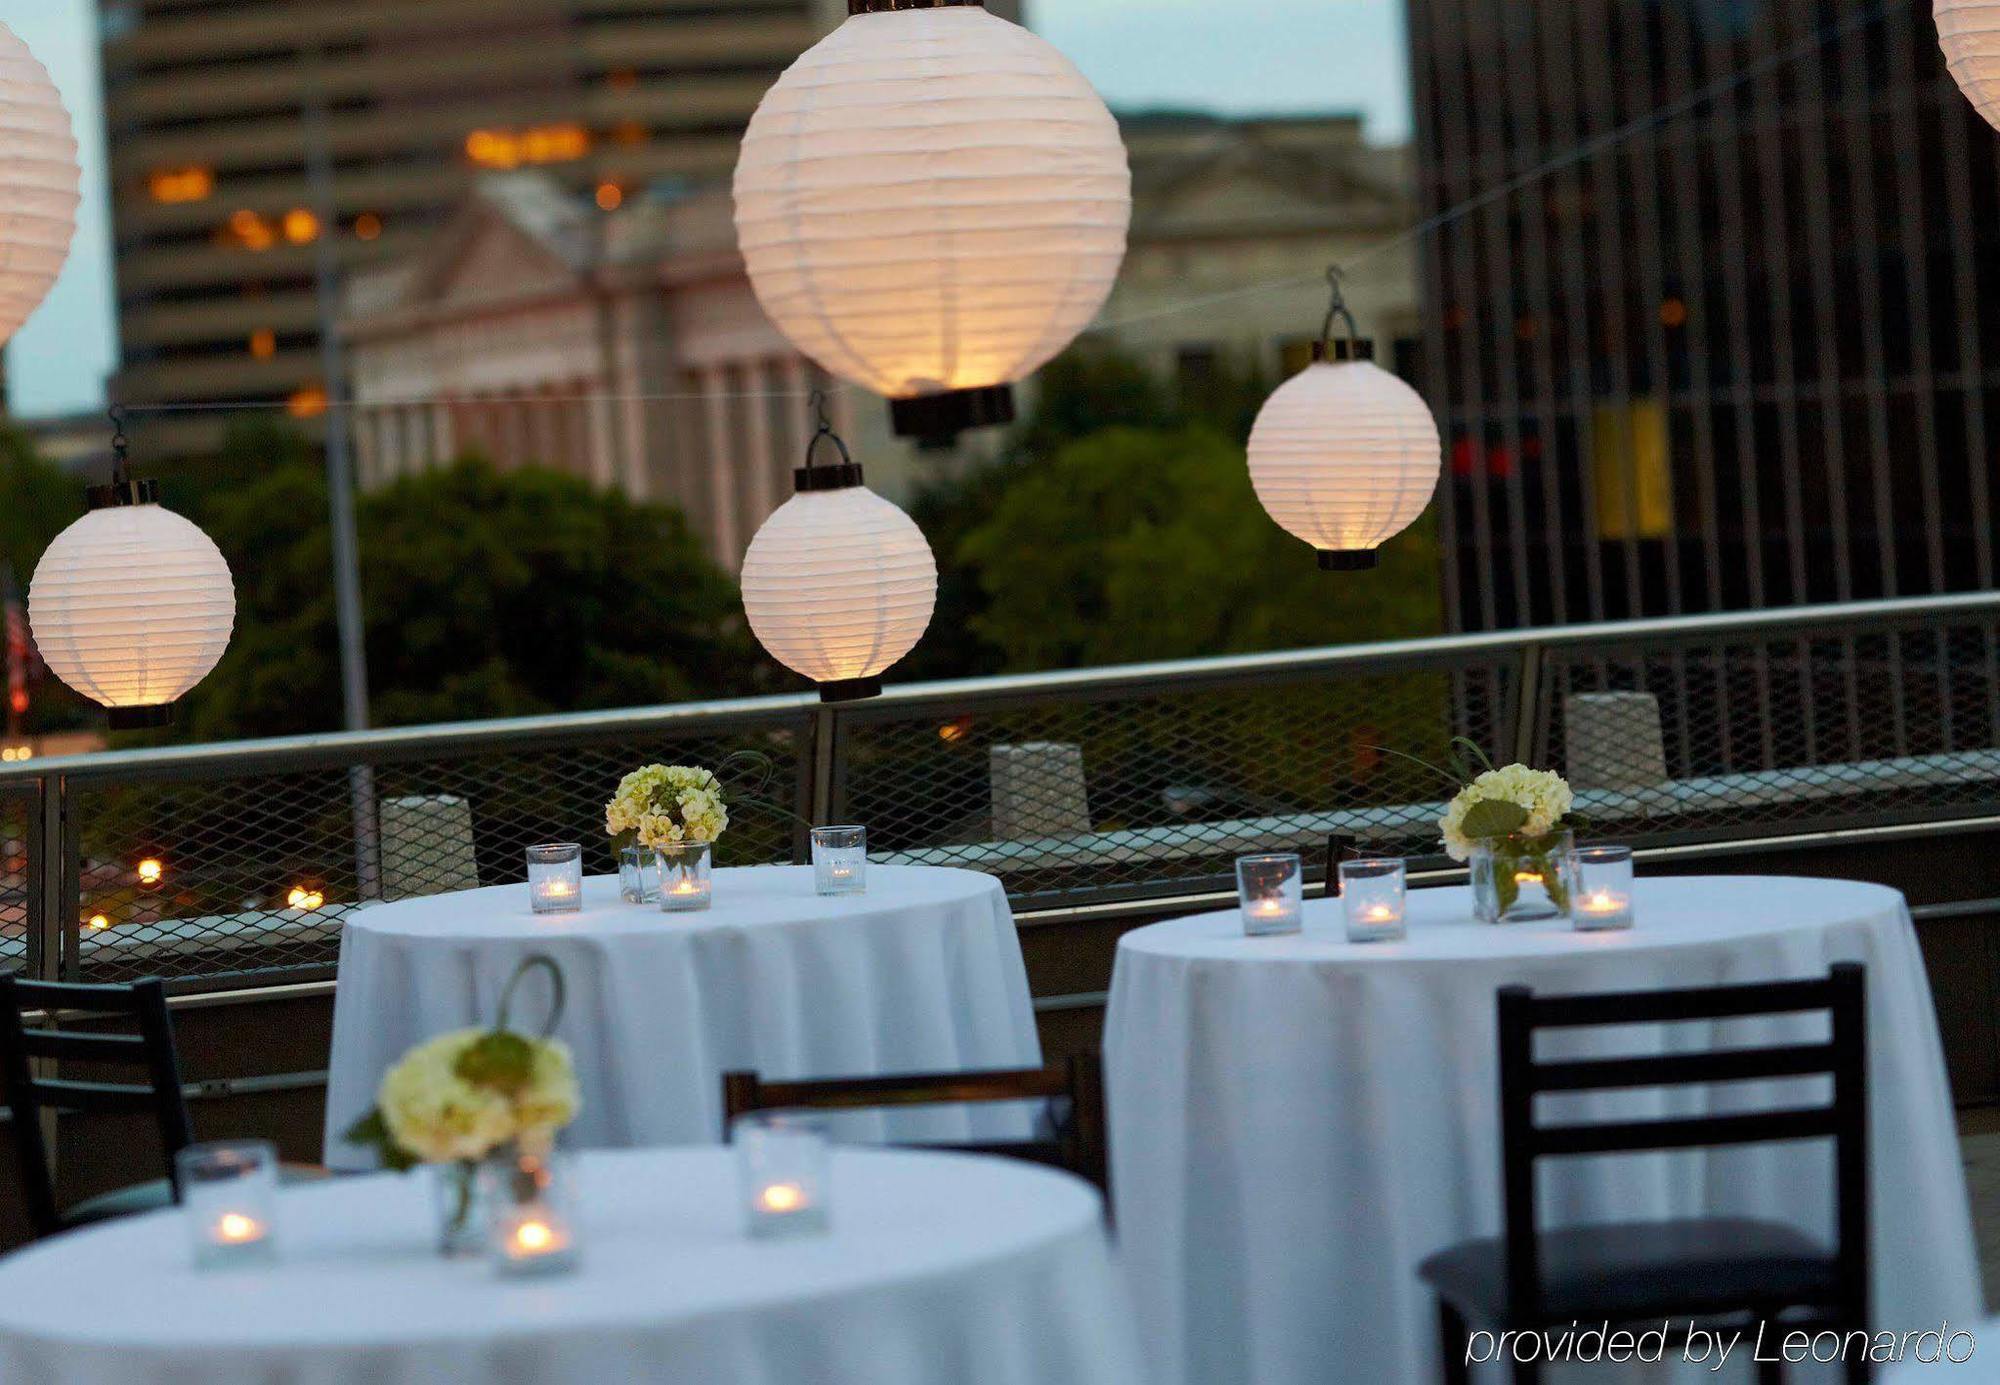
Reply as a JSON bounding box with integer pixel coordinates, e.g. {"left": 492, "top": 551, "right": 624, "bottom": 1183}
{"left": 1570, "top": 846, "right": 1636, "bottom": 932}
{"left": 1340, "top": 858, "right": 1409, "bottom": 942}
{"left": 526, "top": 844, "right": 584, "bottom": 915}
{"left": 495, "top": 1208, "right": 577, "bottom": 1274}
{"left": 758, "top": 1181, "right": 809, "bottom": 1214}
{"left": 213, "top": 1212, "right": 265, "bottom": 1246}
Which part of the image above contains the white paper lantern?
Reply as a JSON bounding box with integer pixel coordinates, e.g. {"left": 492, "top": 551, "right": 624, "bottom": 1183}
{"left": 0, "top": 23, "right": 79, "bottom": 345}
{"left": 733, "top": 0, "right": 1131, "bottom": 441}
{"left": 29, "top": 486, "right": 236, "bottom": 727}
{"left": 1939, "top": 0, "right": 2000, "bottom": 131}
{"left": 741, "top": 471, "right": 937, "bottom": 701}
{"left": 1247, "top": 343, "right": 1442, "bottom": 570}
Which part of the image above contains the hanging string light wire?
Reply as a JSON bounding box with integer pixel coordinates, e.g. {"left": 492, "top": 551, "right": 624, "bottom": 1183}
{"left": 105, "top": 0, "right": 1909, "bottom": 426}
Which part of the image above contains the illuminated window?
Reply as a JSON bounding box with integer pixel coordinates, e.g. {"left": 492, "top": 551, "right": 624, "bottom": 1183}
{"left": 282, "top": 208, "right": 319, "bottom": 245}
{"left": 288, "top": 385, "right": 329, "bottom": 419}
{"left": 148, "top": 165, "right": 213, "bottom": 204}
{"left": 353, "top": 212, "right": 383, "bottom": 241}
{"left": 595, "top": 181, "right": 623, "bottom": 211}
{"left": 466, "top": 122, "right": 590, "bottom": 170}
{"left": 1592, "top": 400, "right": 1675, "bottom": 539}
{"left": 1659, "top": 297, "right": 1689, "bottom": 329}
{"left": 250, "top": 329, "right": 276, "bottom": 359}
{"left": 220, "top": 209, "right": 275, "bottom": 252}
{"left": 607, "top": 67, "right": 639, "bottom": 91}
{"left": 612, "top": 119, "right": 647, "bottom": 147}
{"left": 465, "top": 129, "right": 519, "bottom": 170}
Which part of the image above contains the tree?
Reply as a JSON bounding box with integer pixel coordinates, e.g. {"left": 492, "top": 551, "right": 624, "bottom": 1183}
{"left": 958, "top": 425, "right": 1441, "bottom": 670}
{"left": 179, "top": 425, "right": 757, "bottom": 740}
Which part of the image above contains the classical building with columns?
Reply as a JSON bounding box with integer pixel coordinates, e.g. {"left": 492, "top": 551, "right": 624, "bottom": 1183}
{"left": 341, "top": 112, "right": 1415, "bottom": 570}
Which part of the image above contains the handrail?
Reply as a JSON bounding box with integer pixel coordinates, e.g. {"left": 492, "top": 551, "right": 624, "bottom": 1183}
{"left": 2, "top": 589, "right": 1994, "bottom": 781}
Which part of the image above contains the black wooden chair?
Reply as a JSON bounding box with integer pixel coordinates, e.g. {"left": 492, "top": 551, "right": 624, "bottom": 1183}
{"left": 723, "top": 1053, "right": 1109, "bottom": 1195}
{"left": 0, "top": 972, "right": 324, "bottom": 1239}
{"left": 1420, "top": 964, "right": 1869, "bottom": 1385}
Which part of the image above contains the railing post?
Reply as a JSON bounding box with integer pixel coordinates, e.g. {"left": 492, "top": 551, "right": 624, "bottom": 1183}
{"left": 32, "top": 775, "right": 68, "bottom": 984}
{"left": 1510, "top": 643, "right": 1547, "bottom": 767}
{"left": 810, "top": 704, "right": 839, "bottom": 830}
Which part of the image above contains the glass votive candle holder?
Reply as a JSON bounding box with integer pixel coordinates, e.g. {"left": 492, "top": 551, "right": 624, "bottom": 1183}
{"left": 734, "top": 1113, "right": 831, "bottom": 1239}
{"left": 1237, "top": 853, "right": 1304, "bottom": 937}
{"left": 657, "top": 841, "right": 713, "bottom": 913}
{"left": 526, "top": 843, "right": 584, "bottom": 915}
{"left": 617, "top": 845, "right": 658, "bottom": 904}
{"left": 178, "top": 1139, "right": 278, "bottom": 1269}
{"left": 1340, "top": 858, "right": 1408, "bottom": 942}
{"left": 811, "top": 825, "right": 867, "bottom": 896}
{"left": 1572, "top": 844, "right": 1636, "bottom": 931}
{"left": 483, "top": 1143, "right": 581, "bottom": 1277}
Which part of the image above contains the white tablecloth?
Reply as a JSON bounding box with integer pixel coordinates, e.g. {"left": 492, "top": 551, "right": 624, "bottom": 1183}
{"left": 0, "top": 1147, "right": 1141, "bottom": 1385}
{"left": 1104, "top": 875, "right": 1981, "bottom": 1385}
{"left": 325, "top": 866, "right": 1042, "bottom": 1167}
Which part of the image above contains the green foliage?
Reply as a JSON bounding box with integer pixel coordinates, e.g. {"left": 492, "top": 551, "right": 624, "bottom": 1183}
{"left": 178, "top": 423, "right": 757, "bottom": 740}
{"left": 340, "top": 1108, "right": 418, "bottom": 1173}
{"left": 0, "top": 424, "right": 90, "bottom": 732}
{"left": 959, "top": 424, "right": 1441, "bottom": 669}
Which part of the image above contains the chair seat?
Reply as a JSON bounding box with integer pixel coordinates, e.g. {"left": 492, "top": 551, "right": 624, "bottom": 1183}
{"left": 61, "top": 1162, "right": 332, "bottom": 1232}
{"left": 1418, "top": 1217, "right": 1839, "bottom": 1325}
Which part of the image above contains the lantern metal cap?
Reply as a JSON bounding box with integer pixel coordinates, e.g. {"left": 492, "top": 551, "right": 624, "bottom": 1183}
{"left": 1313, "top": 338, "right": 1376, "bottom": 364}
{"left": 889, "top": 384, "right": 1015, "bottom": 446}
{"left": 818, "top": 676, "right": 882, "bottom": 702}
{"left": 107, "top": 703, "right": 175, "bottom": 730}
{"left": 794, "top": 462, "right": 866, "bottom": 493}
{"left": 1318, "top": 549, "right": 1381, "bottom": 572}
{"left": 849, "top": 0, "right": 983, "bottom": 12}
{"left": 86, "top": 478, "right": 160, "bottom": 511}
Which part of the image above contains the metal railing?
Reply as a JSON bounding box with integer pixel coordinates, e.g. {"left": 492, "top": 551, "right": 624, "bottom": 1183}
{"left": 2, "top": 590, "right": 1996, "bottom": 994}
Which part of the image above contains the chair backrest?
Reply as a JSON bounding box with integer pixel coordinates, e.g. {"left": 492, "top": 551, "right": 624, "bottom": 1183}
{"left": 1496, "top": 963, "right": 1867, "bottom": 1325}
{"left": 0, "top": 973, "right": 194, "bottom": 1238}
{"left": 722, "top": 1053, "right": 1109, "bottom": 1193}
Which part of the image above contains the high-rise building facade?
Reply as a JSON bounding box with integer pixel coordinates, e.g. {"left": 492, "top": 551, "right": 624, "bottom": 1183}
{"left": 1409, "top": 0, "right": 2000, "bottom": 632}
{"left": 99, "top": 0, "right": 1015, "bottom": 453}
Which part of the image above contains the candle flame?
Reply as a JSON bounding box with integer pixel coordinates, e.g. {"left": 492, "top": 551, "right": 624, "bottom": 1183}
{"left": 216, "top": 1212, "right": 262, "bottom": 1243}
{"left": 758, "top": 1182, "right": 806, "bottom": 1213}
{"left": 514, "top": 1219, "right": 556, "bottom": 1252}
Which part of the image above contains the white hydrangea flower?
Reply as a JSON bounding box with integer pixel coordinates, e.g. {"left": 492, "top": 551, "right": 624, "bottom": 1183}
{"left": 376, "top": 1027, "right": 582, "bottom": 1165}
{"left": 1436, "top": 763, "right": 1574, "bottom": 861}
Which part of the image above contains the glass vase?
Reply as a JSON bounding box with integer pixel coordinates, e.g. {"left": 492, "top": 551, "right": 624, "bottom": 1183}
{"left": 430, "top": 1159, "right": 487, "bottom": 1258}
{"left": 657, "top": 841, "right": 713, "bottom": 912}
{"left": 618, "top": 845, "right": 658, "bottom": 903}
{"left": 1469, "top": 829, "right": 1577, "bottom": 924}
{"left": 483, "top": 1142, "right": 581, "bottom": 1276}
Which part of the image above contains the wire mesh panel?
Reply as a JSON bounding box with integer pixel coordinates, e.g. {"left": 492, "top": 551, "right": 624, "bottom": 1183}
{"left": 1541, "top": 615, "right": 2000, "bottom": 846}
{"left": 835, "top": 656, "right": 1522, "bottom": 910}
{"left": 66, "top": 714, "right": 812, "bottom": 987}
{"left": 0, "top": 785, "right": 33, "bottom": 979}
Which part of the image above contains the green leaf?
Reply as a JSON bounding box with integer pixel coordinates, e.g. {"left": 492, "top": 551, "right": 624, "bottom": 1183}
{"left": 341, "top": 1106, "right": 419, "bottom": 1172}
{"left": 453, "top": 1030, "right": 536, "bottom": 1096}
{"left": 1459, "top": 799, "right": 1530, "bottom": 839}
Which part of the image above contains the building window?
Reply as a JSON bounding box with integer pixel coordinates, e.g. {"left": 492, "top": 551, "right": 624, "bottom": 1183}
{"left": 147, "top": 165, "right": 213, "bottom": 204}
{"left": 465, "top": 123, "right": 591, "bottom": 170}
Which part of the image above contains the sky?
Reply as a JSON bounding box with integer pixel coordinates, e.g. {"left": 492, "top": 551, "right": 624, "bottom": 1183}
{"left": 0, "top": 0, "right": 1411, "bottom": 421}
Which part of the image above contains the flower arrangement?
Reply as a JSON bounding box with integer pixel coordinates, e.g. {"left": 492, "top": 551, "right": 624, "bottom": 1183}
{"left": 1383, "top": 738, "right": 1581, "bottom": 921}
{"left": 605, "top": 764, "right": 730, "bottom": 851}
{"left": 343, "top": 957, "right": 580, "bottom": 1254}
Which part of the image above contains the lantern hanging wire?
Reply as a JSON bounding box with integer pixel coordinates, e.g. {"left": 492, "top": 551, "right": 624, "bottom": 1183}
{"left": 1314, "top": 266, "right": 1374, "bottom": 365}
{"left": 88, "top": 404, "right": 160, "bottom": 512}
{"left": 795, "top": 389, "right": 865, "bottom": 494}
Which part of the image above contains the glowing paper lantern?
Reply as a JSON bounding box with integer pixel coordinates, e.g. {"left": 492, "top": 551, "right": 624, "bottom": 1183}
{"left": 1939, "top": 0, "right": 2000, "bottom": 131}
{"left": 29, "top": 482, "right": 236, "bottom": 727}
{"left": 741, "top": 457, "right": 936, "bottom": 702}
{"left": 733, "top": 0, "right": 1131, "bottom": 442}
{"left": 0, "top": 23, "right": 79, "bottom": 345}
{"left": 1246, "top": 341, "right": 1441, "bottom": 570}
